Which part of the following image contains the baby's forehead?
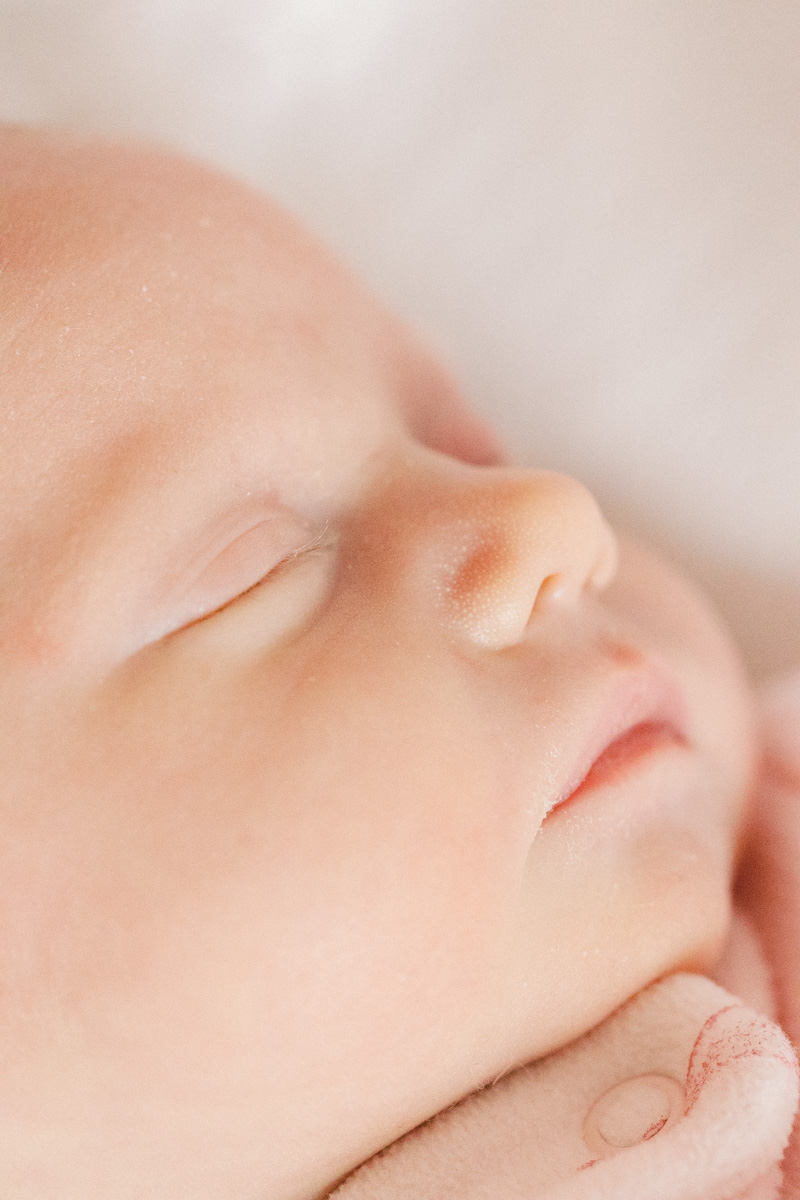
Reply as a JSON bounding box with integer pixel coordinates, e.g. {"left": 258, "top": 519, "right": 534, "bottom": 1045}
{"left": 1, "top": 130, "right": 410, "bottom": 517}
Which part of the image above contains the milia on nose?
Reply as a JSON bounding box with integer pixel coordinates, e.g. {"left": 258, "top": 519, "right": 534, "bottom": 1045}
{"left": 441, "top": 470, "right": 618, "bottom": 650}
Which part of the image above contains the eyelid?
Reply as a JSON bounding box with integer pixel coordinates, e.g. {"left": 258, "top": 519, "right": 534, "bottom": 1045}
{"left": 168, "top": 523, "right": 339, "bottom": 654}
{"left": 201, "top": 522, "right": 335, "bottom": 619}
{"left": 161, "top": 514, "right": 334, "bottom": 637}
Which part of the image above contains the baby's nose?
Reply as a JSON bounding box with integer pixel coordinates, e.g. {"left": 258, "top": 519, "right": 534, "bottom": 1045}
{"left": 418, "top": 464, "right": 618, "bottom": 650}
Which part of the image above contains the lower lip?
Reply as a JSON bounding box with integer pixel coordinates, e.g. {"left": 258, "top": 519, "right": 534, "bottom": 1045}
{"left": 551, "top": 720, "right": 686, "bottom": 815}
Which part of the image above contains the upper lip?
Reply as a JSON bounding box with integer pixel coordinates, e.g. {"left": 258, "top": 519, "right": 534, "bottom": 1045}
{"left": 544, "top": 654, "right": 689, "bottom": 818}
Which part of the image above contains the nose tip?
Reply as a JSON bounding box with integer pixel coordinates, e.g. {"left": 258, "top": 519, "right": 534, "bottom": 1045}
{"left": 533, "top": 477, "right": 619, "bottom": 605}
{"left": 443, "top": 470, "right": 618, "bottom": 650}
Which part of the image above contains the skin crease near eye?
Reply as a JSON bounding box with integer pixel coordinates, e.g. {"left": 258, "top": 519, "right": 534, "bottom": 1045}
{"left": 0, "top": 127, "right": 756, "bottom": 1200}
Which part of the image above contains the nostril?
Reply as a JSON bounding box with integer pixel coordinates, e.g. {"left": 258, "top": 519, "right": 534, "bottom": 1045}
{"left": 533, "top": 542, "right": 615, "bottom": 614}
{"left": 534, "top": 573, "right": 567, "bottom": 609}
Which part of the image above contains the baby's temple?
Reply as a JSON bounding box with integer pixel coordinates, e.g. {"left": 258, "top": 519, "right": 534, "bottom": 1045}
{"left": 0, "top": 125, "right": 799, "bottom": 1200}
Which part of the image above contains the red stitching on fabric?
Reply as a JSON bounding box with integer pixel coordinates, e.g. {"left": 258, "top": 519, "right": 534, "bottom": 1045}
{"left": 685, "top": 1005, "right": 797, "bottom": 1109}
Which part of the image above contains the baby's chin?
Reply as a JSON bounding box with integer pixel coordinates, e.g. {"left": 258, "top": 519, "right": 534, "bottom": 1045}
{"left": 335, "top": 870, "right": 734, "bottom": 1200}
{"left": 501, "top": 829, "right": 733, "bottom": 1070}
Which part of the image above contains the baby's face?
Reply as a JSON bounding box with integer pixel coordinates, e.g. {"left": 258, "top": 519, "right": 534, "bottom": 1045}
{"left": 0, "top": 130, "right": 754, "bottom": 1199}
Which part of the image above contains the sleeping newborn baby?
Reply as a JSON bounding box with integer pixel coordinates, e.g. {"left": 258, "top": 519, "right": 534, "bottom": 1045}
{"left": 0, "top": 126, "right": 797, "bottom": 1199}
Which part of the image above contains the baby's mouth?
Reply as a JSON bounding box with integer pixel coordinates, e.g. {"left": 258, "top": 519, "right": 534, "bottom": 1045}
{"left": 544, "top": 660, "right": 689, "bottom": 819}
{"left": 552, "top": 719, "right": 687, "bottom": 814}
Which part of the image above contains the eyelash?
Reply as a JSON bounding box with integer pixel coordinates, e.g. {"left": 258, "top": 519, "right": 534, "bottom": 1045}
{"left": 252, "top": 523, "right": 332, "bottom": 581}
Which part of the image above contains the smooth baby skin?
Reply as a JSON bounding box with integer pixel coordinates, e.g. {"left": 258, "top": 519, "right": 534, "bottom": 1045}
{"left": 0, "top": 128, "right": 754, "bottom": 1199}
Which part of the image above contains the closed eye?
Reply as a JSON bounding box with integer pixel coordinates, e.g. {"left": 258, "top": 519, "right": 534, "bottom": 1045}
{"left": 182, "top": 524, "right": 335, "bottom": 631}
{"left": 149, "top": 513, "right": 338, "bottom": 647}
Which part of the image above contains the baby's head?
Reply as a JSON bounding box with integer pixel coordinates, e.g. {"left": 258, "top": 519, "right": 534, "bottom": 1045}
{"left": 0, "top": 127, "right": 754, "bottom": 1198}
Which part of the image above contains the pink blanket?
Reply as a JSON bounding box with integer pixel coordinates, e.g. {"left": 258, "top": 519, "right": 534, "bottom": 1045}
{"left": 333, "top": 675, "right": 800, "bottom": 1198}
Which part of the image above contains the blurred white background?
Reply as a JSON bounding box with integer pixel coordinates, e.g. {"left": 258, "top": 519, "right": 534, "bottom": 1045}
{"left": 1, "top": 0, "right": 798, "bottom": 675}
